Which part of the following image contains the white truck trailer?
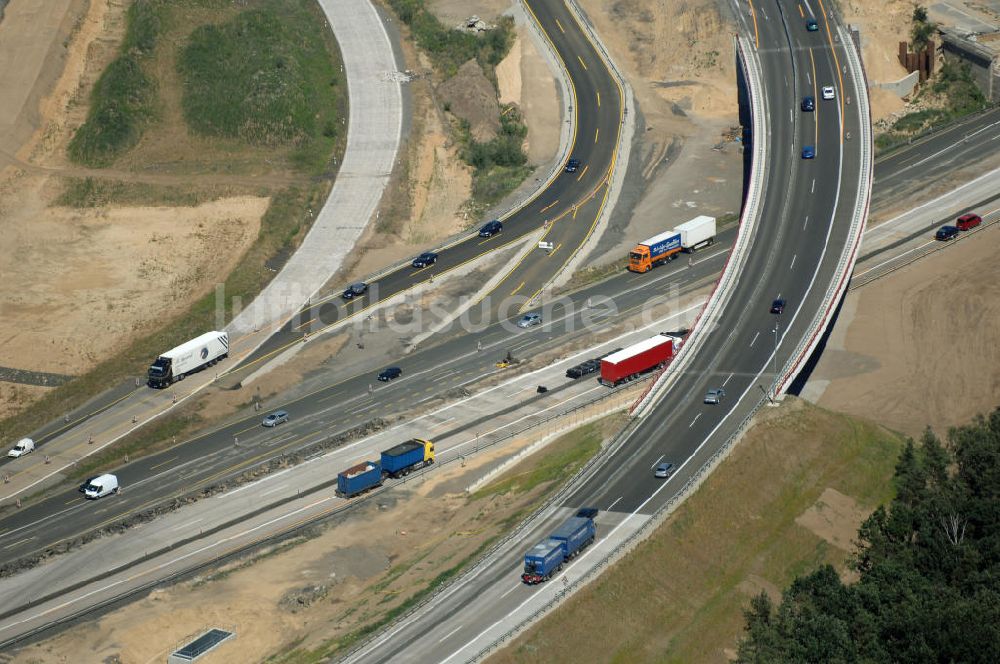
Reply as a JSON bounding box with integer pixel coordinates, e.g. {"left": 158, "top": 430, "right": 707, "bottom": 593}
{"left": 675, "top": 215, "right": 716, "bottom": 252}
{"left": 147, "top": 331, "right": 229, "bottom": 388}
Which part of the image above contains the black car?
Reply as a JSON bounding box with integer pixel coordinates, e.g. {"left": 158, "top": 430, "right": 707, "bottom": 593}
{"left": 479, "top": 219, "right": 503, "bottom": 237}
{"left": 377, "top": 366, "right": 402, "bottom": 382}
{"left": 935, "top": 225, "right": 959, "bottom": 241}
{"left": 412, "top": 252, "right": 438, "bottom": 268}
{"left": 801, "top": 96, "right": 815, "bottom": 112}
{"left": 342, "top": 282, "right": 368, "bottom": 300}
{"left": 566, "top": 359, "right": 600, "bottom": 379}
{"left": 770, "top": 298, "right": 786, "bottom": 314}
{"left": 565, "top": 158, "right": 581, "bottom": 173}
{"left": 806, "top": 18, "right": 818, "bottom": 31}
{"left": 576, "top": 507, "right": 599, "bottom": 519}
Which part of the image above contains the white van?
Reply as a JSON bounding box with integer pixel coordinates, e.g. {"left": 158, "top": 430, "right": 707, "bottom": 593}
{"left": 83, "top": 474, "right": 119, "bottom": 499}
{"left": 7, "top": 438, "right": 35, "bottom": 458}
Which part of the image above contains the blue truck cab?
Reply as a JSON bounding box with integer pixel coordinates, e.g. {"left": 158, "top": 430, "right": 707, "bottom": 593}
{"left": 522, "top": 538, "right": 565, "bottom": 584}
{"left": 380, "top": 438, "right": 434, "bottom": 478}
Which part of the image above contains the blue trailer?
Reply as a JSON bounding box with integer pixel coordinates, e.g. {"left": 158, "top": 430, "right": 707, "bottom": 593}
{"left": 337, "top": 460, "right": 383, "bottom": 497}
{"left": 550, "top": 516, "right": 596, "bottom": 559}
{"left": 381, "top": 439, "right": 435, "bottom": 478}
{"left": 521, "top": 513, "right": 598, "bottom": 584}
{"left": 521, "top": 539, "right": 565, "bottom": 585}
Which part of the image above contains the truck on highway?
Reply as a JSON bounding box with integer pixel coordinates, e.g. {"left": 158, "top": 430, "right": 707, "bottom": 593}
{"left": 628, "top": 230, "right": 682, "bottom": 273}
{"left": 599, "top": 333, "right": 679, "bottom": 387}
{"left": 147, "top": 331, "right": 229, "bottom": 388}
{"left": 380, "top": 439, "right": 435, "bottom": 478}
{"left": 627, "top": 216, "right": 717, "bottom": 273}
{"left": 675, "top": 215, "right": 716, "bottom": 252}
{"left": 337, "top": 460, "right": 383, "bottom": 498}
{"left": 337, "top": 439, "right": 436, "bottom": 497}
{"left": 522, "top": 514, "right": 597, "bottom": 584}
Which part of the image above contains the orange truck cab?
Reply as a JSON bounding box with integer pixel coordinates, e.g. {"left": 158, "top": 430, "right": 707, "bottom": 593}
{"left": 628, "top": 231, "right": 682, "bottom": 273}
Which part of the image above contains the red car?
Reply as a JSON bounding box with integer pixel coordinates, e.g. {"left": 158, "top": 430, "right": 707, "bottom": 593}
{"left": 956, "top": 213, "right": 982, "bottom": 231}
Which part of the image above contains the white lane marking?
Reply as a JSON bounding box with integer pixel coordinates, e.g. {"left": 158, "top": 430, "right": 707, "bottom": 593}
{"left": 750, "top": 331, "right": 760, "bottom": 347}
{"left": 722, "top": 372, "right": 734, "bottom": 386}
{"left": 811, "top": 179, "right": 816, "bottom": 193}
{"left": 803, "top": 215, "right": 809, "bottom": 230}
{"left": 439, "top": 624, "right": 464, "bottom": 643}
{"left": 607, "top": 496, "right": 623, "bottom": 511}
{"left": 500, "top": 584, "right": 521, "bottom": 599}
{"left": 170, "top": 518, "right": 203, "bottom": 532}
{"left": 790, "top": 254, "right": 797, "bottom": 270}
{"left": 2, "top": 537, "right": 33, "bottom": 551}
{"left": 259, "top": 484, "right": 286, "bottom": 498}
{"left": 650, "top": 454, "right": 665, "bottom": 469}
{"left": 689, "top": 413, "right": 702, "bottom": 428}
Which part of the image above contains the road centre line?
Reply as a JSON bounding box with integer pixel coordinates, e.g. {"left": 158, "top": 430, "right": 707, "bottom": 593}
{"left": 2, "top": 537, "right": 34, "bottom": 550}
{"left": 170, "top": 518, "right": 203, "bottom": 532}
{"left": 722, "top": 372, "right": 734, "bottom": 386}
{"left": 607, "top": 496, "right": 623, "bottom": 511}
{"left": 500, "top": 584, "right": 520, "bottom": 599}
{"left": 650, "top": 454, "right": 665, "bottom": 469}
{"left": 689, "top": 413, "right": 701, "bottom": 428}
{"left": 750, "top": 331, "right": 760, "bottom": 347}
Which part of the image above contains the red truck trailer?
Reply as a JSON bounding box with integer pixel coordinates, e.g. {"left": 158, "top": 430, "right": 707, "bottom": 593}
{"left": 599, "top": 334, "right": 678, "bottom": 386}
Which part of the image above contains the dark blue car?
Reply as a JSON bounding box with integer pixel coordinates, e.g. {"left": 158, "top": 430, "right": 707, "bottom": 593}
{"left": 806, "top": 18, "right": 818, "bottom": 31}
{"left": 935, "top": 225, "right": 959, "bottom": 241}
{"left": 802, "top": 145, "right": 815, "bottom": 159}
{"left": 479, "top": 219, "right": 503, "bottom": 237}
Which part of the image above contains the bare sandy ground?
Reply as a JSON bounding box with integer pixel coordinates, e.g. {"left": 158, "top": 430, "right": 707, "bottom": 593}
{"left": 0, "top": 0, "right": 272, "bottom": 395}
{"left": 812, "top": 229, "right": 1000, "bottom": 437}
{"left": 842, "top": 0, "right": 910, "bottom": 121}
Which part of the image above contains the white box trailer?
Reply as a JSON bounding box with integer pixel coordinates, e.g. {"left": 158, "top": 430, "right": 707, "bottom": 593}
{"left": 148, "top": 331, "right": 229, "bottom": 388}
{"left": 675, "top": 215, "right": 716, "bottom": 251}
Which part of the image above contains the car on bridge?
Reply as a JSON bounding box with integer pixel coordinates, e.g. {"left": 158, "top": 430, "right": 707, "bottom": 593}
{"left": 342, "top": 282, "right": 368, "bottom": 300}
{"left": 411, "top": 252, "right": 438, "bottom": 268}
{"left": 821, "top": 85, "right": 836, "bottom": 100}
{"left": 806, "top": 18, "right": 819, "bottom": 31}
{"left": 654, "top": 462, "right": 675, "bottom": 478}
{"left": 564, "top": 158, "right": 581, "bottom": 173}
{"left": 802, "top": 145, "right": 815, "bottom": 159}
{"left": 704, "top": 388, "right": 725, "bottom": 405}
{"left": 956, "top": 213, "right": 982, "bottom": 231}
{"left": 479, "top": 219, "right": 503, "bottom": 237}
{"left": 935, "top": 225, "right": 959, "bottom": 241}
{"left": 801, "top": 96, "right": 815, "bottom": 112}
{"left": 770, "top": 298, "right": 786, "bottom": 314}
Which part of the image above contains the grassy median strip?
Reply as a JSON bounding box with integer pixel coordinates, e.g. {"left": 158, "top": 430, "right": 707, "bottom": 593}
{"left": 486, "top": 400, "right": 903, "bottom": 664}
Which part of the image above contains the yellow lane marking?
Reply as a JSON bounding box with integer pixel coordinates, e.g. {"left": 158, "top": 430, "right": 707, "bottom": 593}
{"left": 798, "top": 4, "right": 804, "bottom": 18}
{"left": 748, "top": 0, "right": 760, "bottom": 48}
{"left": 597, "top": 91, "right": 601, "bottom": 107}
{"left": 549, "top": 243, "right": 563, "bottom": 258}
{"left": 149, "top": 456, "right": 178, "bottom": 471}
{"left": 576, "top": 164, "right": 589, "bottom": 181}
{"left": 594, "top": 128, "right": 599, "bottom": 144}
{"left": 540, "top": 199, "right": 559, "bottom": 213}
{"left": 572, "top": 206, "right": 579, "bottom": 219}
{"left": 816, "top": 0, "right": 846, "bottom": 142}
{"left": 510, "top": 281, "right": 525, "bottom": 296}
{"left": 555, "top": 18, "right": 565, "bottom": 33}
{"left": 808, "top": 48, "right": 819, "bottom": 147}
{"left": 577, "top": 55, "right": 588, "bottom": 70}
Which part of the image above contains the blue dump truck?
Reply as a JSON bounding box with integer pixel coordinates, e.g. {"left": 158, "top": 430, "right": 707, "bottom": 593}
{"left": 521, "top": 514, "right": 597, "bottom": 584}
{"left": 336, "top": 439, "right": 435, "bottom": 497}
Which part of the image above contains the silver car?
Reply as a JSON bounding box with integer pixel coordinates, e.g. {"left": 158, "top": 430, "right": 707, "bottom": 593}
{"left": 654, "top": 462, "right": 675, "bottom": 479}
{"left": 262, "top": 410, "right": 289, "bottom": 427}
{"left": 704, "top": 388, "right": 725, "bottom": 405}
{"left": 517, "top": 313, "right": 542, "bottom": 329}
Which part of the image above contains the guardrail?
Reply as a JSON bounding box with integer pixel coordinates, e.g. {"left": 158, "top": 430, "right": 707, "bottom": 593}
{"left": 471, "top": 383, "right": 771, "bottom": 660}
{"left": 774, "top": 21, "right": 873, "bottom": 396}
{"left": 630, "top": 34, "right": 768, "bottom": 417}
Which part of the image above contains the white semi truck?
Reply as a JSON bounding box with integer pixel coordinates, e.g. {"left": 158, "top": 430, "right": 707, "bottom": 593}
{"left": 675, "top": 215, "right": 716, "bottom": 251}
{"left": 147, "top": 331, "right": 229, "bottom": 388}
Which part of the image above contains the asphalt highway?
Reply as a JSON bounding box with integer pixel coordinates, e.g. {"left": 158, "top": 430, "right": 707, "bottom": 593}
{"left": 344, "top": 0, "right": 870, "bottom": 659}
